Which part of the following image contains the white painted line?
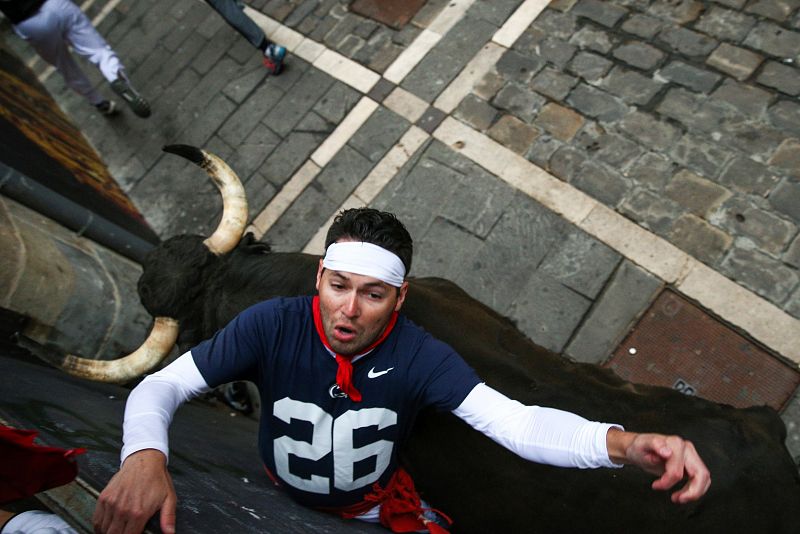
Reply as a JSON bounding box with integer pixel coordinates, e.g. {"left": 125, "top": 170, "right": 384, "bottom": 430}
{"left": 383, "top": 87, "right": 429, "bottom": 123}
{"left": 250, "top": 160, "right": 321, "bottom": 238}
{"left": 383, "top": 29, "right": 441, "bottom": 84}
{"left": 493, "top": 0, "right": 549, "bottom": 48}
{"left": 579, "top": 204, "right": 692, "bottom": 284}
{"left": 434, "top": 42, "right": 505, "bottom": 113}
{"left": 677, "top": 260, "right": 800, "bottom": 364}
{"left": 427, "top": 0, "right": 477, "bottom": 36}
{"left": 314, "top": 49, "right": 380, "bottom": 94}
{"left": 294, "top": 37, "right": 326, "bottom": 64}
{"left": 433, "top": 116, "right": 800, "bottom": 365}
{"left": 310, "top": 96, "right": 379, "bottom": 167}
{"left": 242, "top": 6, "right": 281, "bottom": 37}
{"left": 353, "top": 125, "right": 429, "bottom": 204}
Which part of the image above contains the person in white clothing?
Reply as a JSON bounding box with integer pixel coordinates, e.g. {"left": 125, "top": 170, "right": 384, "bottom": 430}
{"left": 1, "top": 0, "right": 151, "bottom": 117}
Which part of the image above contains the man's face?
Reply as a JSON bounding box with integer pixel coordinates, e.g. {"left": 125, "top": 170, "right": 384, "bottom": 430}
{"left": 316, "top": 259, "right": 408, "bottom": 356}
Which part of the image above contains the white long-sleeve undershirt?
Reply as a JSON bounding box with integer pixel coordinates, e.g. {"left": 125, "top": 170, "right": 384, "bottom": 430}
{"left": 121, "top": 352, "right": 622, "bottom": 470}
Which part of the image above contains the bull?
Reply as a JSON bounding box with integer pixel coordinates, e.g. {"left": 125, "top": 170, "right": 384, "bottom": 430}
{"left": 56, "top": 145, "right": 800, "bottom": 533}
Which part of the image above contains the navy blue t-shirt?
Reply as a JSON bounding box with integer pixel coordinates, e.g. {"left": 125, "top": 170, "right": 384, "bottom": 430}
{"left": 192, "top": 296, "right": 481, "bottom": 508}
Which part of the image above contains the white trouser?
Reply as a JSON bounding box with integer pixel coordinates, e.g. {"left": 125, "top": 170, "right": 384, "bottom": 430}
{"left": 14, "top": 0, "right": 122, "bottom": 104}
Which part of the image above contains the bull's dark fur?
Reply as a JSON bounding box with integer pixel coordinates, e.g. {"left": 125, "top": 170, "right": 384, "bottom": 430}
{"left": 139, "top": 234, "right": 800, "bottom": 533}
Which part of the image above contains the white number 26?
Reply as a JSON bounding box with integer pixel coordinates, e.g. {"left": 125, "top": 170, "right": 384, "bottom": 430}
{"left": 272, "top": 397, "right": 397, "bottom": 494}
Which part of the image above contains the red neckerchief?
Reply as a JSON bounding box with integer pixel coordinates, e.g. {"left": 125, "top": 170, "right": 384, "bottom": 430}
{"left": 312, "top": 295, "right": 398, "bottom": 403}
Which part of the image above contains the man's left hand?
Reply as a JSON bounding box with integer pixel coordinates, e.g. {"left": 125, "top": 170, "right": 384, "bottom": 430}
{"left": 607, "top": 429, "right": 711, "bottom": 503}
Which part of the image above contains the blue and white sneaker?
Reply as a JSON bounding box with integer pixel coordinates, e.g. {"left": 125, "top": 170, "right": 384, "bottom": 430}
{"left": 263, "top": 43, "right": 286, "bottom": 75}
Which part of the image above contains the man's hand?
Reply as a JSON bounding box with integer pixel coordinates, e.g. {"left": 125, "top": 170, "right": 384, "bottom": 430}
{"left": 607, "top": 429, "right": 711, "bottom": 504}
{"left": 93, "top": 449, "right": 176, "bottom": 534}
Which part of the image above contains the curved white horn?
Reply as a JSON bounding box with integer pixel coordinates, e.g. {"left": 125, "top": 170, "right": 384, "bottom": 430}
{"left": 59, "top": 317, "right": 179, "bottom": 383}
{"left": 163, "top": 144, "right": 248, "bottom": 255}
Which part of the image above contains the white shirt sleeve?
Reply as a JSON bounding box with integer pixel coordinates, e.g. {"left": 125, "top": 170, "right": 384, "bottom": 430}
{"left": 452, "top": 383, "right": 624, "bottom": 469}
{"left": 120, "top": 351, "right": 211, "bottom": 465}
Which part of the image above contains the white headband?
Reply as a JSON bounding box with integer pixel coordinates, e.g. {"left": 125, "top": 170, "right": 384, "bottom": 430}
{"left": 322, "top": 241, "right": 406, "bottom": 287}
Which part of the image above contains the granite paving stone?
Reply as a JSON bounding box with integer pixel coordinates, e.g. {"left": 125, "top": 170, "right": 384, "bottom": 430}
{"left": 567, "top": 83, "right": 629, "bottom": 122}
{"left": 757, "top": 61, "right": 800, "bottom": 95}
{"left": 314, "top": 145, "right": 374, "bottom": 203}
{"left": 712, "top": 196, "right": 798, "bottom": 256}
{"left": 568, "top": 51, "right": 614, "bottom": 83}
{"left": 259, "top": 114, "right": 331, "bottom": 189}
{"left": 612, "top": 41, "right": 665, "bottom": 70}
{"left": 535, "top": 38, "right": 579, "bottom": 69}
{"left": 492, "top": 83, "right": 546, "bottom": 123}
{"left": 548, "top": 145, "right": 590, "bottom": 182}
{"left": 621, "top": 14, "right": 663, "bottom": 39}
{"left": 538, "top": 229, "right": 621, "bottom": 299}
{"left": 665, "top": 169, "right": 732, "bottom": 218}
{"left": 495, "top": 49, "right": 545, "bottom": 84}
{"left": 313, "top": 82, "right": 362, "bottom": 124}
{"left": 401, "top": 16, "right": 497, "bottom": 102}
{"left": 530, "top": 68, "right": 579, "bottom": 101}
{"left": 658, "top": 61, "right": 722, "bottom": 93}
{"left": 466, "top": 0, "right": 525, "bottom": 26}
{"left": 668, "top": 214, "right": 733, "bottom": 264}
{"left": 453, "top": 193, "right": 568, "bottom": 314}
{"left": 565, "top": 261, "right": 663, "bottom": 364}
{"left": 769, "top": 139, "right": 800, "bottom": 178}
{"left": 508, "top": 274, "right": 593, "bottom": 353}
{"left": 453, "top": 94, "right": 498, "bottom": 131}
{"left": 572, "top": 0, "right": 628, "bottom": 28}
{"left": 474, "top": 70, "right": 506, "bottom": 101}
{"left": 439, "top": 166, "right": 516, "bottom": 239}
{"left": 349, "top": 107, "right": 409, "bottom": 163}
{"left": 670, "top": 133, "right": 734, "bottom": 178}
{"left": 693, "top": 6, "right": 756, "bottom": 42}
{"left": 487, "top": 115, "right": 540, "bottom": 155}
{"left": 658, "top": 25, "right": 719, "bottom": 57}
{"left": 617, "top": 111, "right": 681, "bottom": 152}
{"left": 619, "top": 188, "right": 683, "bottom": 234}
{"left": 191, "top": 26, "right": 240, "bottom": 75}
{"left": 264, "top": 184, "right": 340, "bottom": 251}
{"left": 646, "top": 0, "right": 705, "bottom": 24}
{"left": 786, "top": 235, "right": 800, "bottom": 269}
{"left": 718, "top": 120, "right": 788, "bottom": 161}
{"left": 263, "top": 68, "right": 336, "bottom": 138}
{"left": 718, "top": 156, "right": 782, "bottom": 196}
{"left": 530, "top": 9, "right": 578, "bottom": 40}
{"left": 744, "top": 21, "right": 800, "bottom": 61}
{"left": 571, "top": 160, "right": 629, "bottom": 206}
{"left": 568, "top": 26, "right": 616, "bottom": 54}
{"left": 769, "top": 179, "right": 800, "bottom": 223}
{"left": 176, "top": 92, "right": 238, "bottom": 149}
{"left": 745, "top": 0, "right": 800, "bottom": 22}
{"left": 601, "top": 66, "right": 664, "bottom": 105}
{"left": 625, "top": 152, "right": 676, "bottom": 190}
{"left": 534, "top": 103, "right": 585, "bottom": 142}
{"left": 706, "top": 42, "right": 764, "bottom": 81}
{"left": 217, "top": 75, "right": 286, "bottom": 148}
{"left": 412, "top": 217, "right": 485, "bottom": 281}
{"left": 711, "top": 79, "right": 774, "bottom": 117}
{"left": 226, "top": 123, "right": 282, "bottom": 183}
{"left": 526, "top": 135, "right": 564, "bottom": 168}
{"left": 372, "top": 142, "right": 459, "bottom": 241}
{"left": 721, "top": 245, "right": 800, "bottom": 303}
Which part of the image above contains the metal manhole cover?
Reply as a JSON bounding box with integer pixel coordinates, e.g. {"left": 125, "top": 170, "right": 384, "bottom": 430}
{"left": 604, "top": 290, "right": 800, "bottom": 411}
{"left": 350, "top": 0, "right": 428, "bottom": 30}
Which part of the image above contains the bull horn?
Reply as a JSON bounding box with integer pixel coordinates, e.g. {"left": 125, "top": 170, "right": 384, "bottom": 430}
{"left": 59, "top": 317, "right": 179, "bottom": 383}
{"left": 163, "top": 144, "right": 248, "bottom": 255}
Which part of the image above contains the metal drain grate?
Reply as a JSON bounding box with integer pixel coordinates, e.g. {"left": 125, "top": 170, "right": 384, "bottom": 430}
{"left": 604, "top": 290, "right": 800, "bottom": 411}
{"left": 350, "top": 0, "right": 428, "bottom": 30}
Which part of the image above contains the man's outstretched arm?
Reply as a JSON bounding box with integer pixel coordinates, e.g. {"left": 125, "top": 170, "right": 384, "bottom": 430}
{"left": 93, "top": 353, "right": 211, "bottom": 534}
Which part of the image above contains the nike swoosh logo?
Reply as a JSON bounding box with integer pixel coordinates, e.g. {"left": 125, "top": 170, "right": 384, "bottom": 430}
{"left": 368, "top": 367, "right": 394, "bottom": 378}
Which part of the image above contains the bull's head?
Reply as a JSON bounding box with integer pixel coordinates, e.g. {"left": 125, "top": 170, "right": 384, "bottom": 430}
{"left": 57, "top": 145, "right": 248, "bottom": 383}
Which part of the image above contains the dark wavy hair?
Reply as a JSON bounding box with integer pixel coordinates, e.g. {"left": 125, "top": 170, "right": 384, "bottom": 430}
{"left": 324, "top": 208, "right": 413, "bottom": 275}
